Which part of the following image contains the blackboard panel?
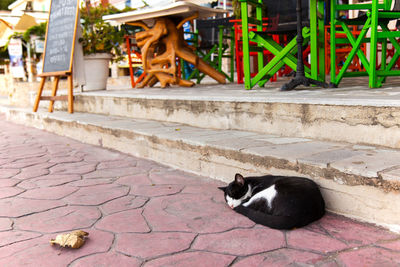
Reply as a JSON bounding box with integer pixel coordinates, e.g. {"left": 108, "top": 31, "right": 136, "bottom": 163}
{"left": 42, "top": 0, "right": 79, "bottom": 74}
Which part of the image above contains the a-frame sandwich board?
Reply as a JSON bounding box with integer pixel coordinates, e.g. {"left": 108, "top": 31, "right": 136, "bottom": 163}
{"left": 33, "top": 0, "right": 80, "bottom": 113}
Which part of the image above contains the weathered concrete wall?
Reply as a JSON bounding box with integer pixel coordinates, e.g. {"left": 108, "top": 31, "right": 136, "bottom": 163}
{"left": 71, "top": 95, "right": 400, "bottom": 149}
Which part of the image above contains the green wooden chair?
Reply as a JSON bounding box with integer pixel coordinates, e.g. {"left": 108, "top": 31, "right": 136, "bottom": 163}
{"left": 330, "top": 0, "right": 400, "bottom": 88}
{"left": 240, "top": 0, "right": 314, "bottom": 89}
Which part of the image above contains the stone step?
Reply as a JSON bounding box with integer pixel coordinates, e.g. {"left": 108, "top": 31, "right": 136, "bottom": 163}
{"left": 47, "top": 87, "right": 400, "bottom": 149}
{"left": 2, "top": 105, "right": 400, "bottom": 232}
{"left": 0, "top": 96, "right": 8, "bottom": 106}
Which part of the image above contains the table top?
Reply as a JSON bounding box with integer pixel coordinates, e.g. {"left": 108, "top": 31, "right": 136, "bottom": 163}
{"left": 103, "top": 1, "right": 228, "bottom": 25}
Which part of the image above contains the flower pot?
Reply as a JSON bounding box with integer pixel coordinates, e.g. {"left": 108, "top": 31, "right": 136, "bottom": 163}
{"left": 83, "top": 53, "right": 112, "bottom": 91}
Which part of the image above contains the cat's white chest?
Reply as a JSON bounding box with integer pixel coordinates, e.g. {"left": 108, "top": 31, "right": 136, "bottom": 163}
{"left": 243, "top": 184, "right": 277, "bottom": 208}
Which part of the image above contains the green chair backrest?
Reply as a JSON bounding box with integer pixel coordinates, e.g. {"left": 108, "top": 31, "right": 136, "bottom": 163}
{"left": 332, "top": 0, "right": 390, "bottom": 13}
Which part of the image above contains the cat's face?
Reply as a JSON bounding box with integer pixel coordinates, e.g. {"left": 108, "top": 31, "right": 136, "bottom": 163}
{"left": 219, "top": 173, "right": 249, "bottom": 208}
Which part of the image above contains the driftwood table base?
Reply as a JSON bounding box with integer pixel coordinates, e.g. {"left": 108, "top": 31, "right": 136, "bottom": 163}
{"left": 133, "top": 17, "right": 226, "bottom": 88}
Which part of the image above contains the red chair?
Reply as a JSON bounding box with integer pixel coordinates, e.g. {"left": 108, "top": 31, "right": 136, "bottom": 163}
{"left": 324, "top": 25, "right": 366, "bottom": 75}
{"left": 125, "top": 35, "right": 146, "bottom": 88}
{"left": 230, "top": 18, "right": 311, "bottom": 84}
{"left": 230, "top": 18, "right": 282, "bottom": 84}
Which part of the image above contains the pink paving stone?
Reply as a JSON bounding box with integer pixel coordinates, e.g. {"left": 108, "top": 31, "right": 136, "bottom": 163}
{"left": 2, "top": 156, "right": 50, "bottom": 169}
{"left": 378, "top": 240, "right": 400, "bottom": 251}
{"left": 318, "top": 214, "right": 399, "bottom": 246}
{"left": 17, "top": 174, "right": 81, "bottom": 189}
{"left": 0, "top": 198, "right": 65, "bottom": 218}
{"left": 144, "top": 251, "right": 235, "bottom": 267}
{"left": 0, "top": 230, "right": 41, "bottom": 247}
{"left": 46, "top": 145, "right": 73, "bottom": 156}
{"left": 70, "top": 178, "right": 114, "bottom": 187}
{"left": 33, "top": 174, "right": 82, "bottom": 187}
{"left": 15, "top": 206, "right": 101, "bottom": 233}
{"left": 232, "top": 248, "right": 323, "bottom": 266}
{"left": 0, "top": 178, "right": 20, "bottom": 187}
{"left": 193, "top": 228, "right": 285, "bottom": 256}
{"left": 115, "top": 232, "right": 196, "bottom": 259}
{"left": 338, "top": 246, "right": 400, "bottom": 266}
{"left": 149, "top": 172, "right": 203, "bottom": 185}
{"left": 95, "top": 209, "right": 150, "bottom": 233}
{"left": 82, "top": 147, "right": 122, "bottom": 162}
{"left": 1, "top": 146, "right": 47, "bottom": 158}
{"left": 117, "top": 174, "right": 153, "bottom": 186}
{"left": 13, "top": 167, "right": 50, "bottom": 180}
{"left": 97, "top": 159, "right": 137, "bottom": 169}
{"left": 181, "top": 184, "right": 227, "bottom": 195}
{"left": 0, "top": 186, "right": 24, "bottom": 198}
{"left": 129, "top": 184, "right": 184, "bottom": 197}
{"left": 303, "top": 220, "right": 328, "bottom": 236}
{"left": 50, "top": 162, "right": 97, "bottom": 174}
{"left": 18, "top": 185, "right": 78, "bottom": 200}
{"left": 48, "top": 156, "right": 83, "bottom": 164}
{"left": 136, "top": 159, "right": 160, "bottom": 171}
{"left": 143, "top": 194, "right": 255, "bottom": 233}
{"left": 83, "top": 167, "right": 145, "bottom": 179}
{"left": 0, "top": 230, "right": 113, "bottom": 267}
{"left": 101, "top": 195, "right": 148, "bottom": 214}
{"left": 0, "top": 158, "right": 14, "bottom": 166}
{"left": 0, "top": 218, "right": 12, "bottom": 231}
{"left": 0, "top": 168, "right": 20, "bottom": 179}
{"left": 64, "top": 183, "right": 129, "bottom": 205}
{"left": 287, "top": 228, "right": 348, "bottom": 254}
{"left": 71, "top": 252, "right": 142, "bottom": 267}
{"left": 16, "top": 179, "right": 38, "bottom": 190}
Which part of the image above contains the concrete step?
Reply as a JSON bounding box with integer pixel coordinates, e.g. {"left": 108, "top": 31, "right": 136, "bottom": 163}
{"left": 45, "top": 87, "right": 400, "bottom": 149}
{"left": 2, "top": 105, "right": 400, "bottom": 232}
{"left": 0, "top": 95, "right": 8, "bottom": 106}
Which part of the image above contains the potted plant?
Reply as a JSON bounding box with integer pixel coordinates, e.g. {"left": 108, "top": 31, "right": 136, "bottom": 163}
{"left": 79, "top": 4, "right": 125, "bottom": 90}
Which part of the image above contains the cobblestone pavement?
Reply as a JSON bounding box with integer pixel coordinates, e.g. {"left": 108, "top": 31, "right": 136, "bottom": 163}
{"left": 0, "top": 116, "right": 400, "bottom": 267}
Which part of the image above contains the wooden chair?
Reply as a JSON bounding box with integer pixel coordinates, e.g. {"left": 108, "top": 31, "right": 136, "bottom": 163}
{"left": 240, "top": 0, "right": 313, "bottom": 89}
{"left": 330, "top": 0, "right": 400, "bottom": 87}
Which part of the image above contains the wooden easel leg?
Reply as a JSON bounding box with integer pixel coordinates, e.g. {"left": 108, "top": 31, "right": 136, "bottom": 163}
{"left": 67, "top": 74, "right": 73, "bottom": 113}
{"left": 48, "top": 76, "right": 60, "bottom": 112}
{"left": 33, "top": 77, "right": 46, "bottom": 112}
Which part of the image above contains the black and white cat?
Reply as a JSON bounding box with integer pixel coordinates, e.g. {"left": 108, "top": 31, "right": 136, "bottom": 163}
{"left": 219, "top": 173, "right": 325, "bottom": 229}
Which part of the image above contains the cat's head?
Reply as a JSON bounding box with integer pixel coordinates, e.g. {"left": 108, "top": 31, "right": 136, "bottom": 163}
{"left": 218, "top": 173, "right": 249, "bottom": 208}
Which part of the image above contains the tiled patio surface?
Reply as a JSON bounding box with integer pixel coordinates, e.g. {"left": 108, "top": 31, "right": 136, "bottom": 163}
{"left": 0, "top": 115, "right": 399, "bottom": 267}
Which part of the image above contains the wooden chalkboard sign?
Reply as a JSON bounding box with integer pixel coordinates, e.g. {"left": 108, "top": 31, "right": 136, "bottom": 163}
{"left": 33, "top": 0, "right": 80, "bottom": 113}
{"left": 42, "top": 0, "right": 79, "bottom": 74}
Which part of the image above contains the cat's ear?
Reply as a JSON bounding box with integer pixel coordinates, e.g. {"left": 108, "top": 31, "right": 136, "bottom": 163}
{"left": 234, "top": 173, "right": 245, "bottom": 186}
{"left": 218, "top": 186, "right": 226, "bottom": 192}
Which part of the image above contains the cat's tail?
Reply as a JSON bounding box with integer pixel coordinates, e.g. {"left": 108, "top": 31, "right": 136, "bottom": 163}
{"left": 233, "top": 206, "right": 317, "bottom": 230}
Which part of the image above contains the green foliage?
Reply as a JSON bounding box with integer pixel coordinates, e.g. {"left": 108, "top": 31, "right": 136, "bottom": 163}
{"left": 0, "top": 0, "right": 14, "bottom": 10}
{"left": 22, "top": 22, "right": 47, "bottom": 42}
{"left": 79, "top": 4, "right": 133, "bottom": 61}
{"left": 0, "top": 44, "right": 9, "bottom": 61}
{"left": 0, "top": 48, "right": 8, "bottom": 63}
